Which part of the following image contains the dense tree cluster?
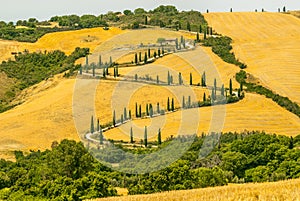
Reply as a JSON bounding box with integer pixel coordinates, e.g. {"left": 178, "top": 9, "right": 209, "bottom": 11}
{"left": 203, "top": 36, "right": 247, "bottom": 69}
{"left": 50, "top": 15, "right": 108, "bottom": 28}
{"left": 0, "top": 131, "right": 300, "bottom": 200}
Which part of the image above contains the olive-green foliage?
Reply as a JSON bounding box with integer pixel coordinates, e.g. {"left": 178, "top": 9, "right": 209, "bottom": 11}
{"left": 203, "top": 36, "right": 247, "bottom": 69}
{"left": 0, "top": 140, "right": 117, "bottom": 200}
{"left": 0, "top": 47, "right": 89, "bottom": 112}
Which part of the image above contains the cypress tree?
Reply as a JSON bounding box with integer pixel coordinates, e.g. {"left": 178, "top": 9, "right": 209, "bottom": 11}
{"left": 154, "top": 51, "right": 157, "bottom": 58}
{"left": 211, "top": 88, "right": 215, "bottom": 101}
{"left": 283, "top": 6, "right": 286, "bottom": 12}
{"left": 171, "top": 98, "right": 175, "bottom": 111}
{"left": 113, "top": 110, "right": 116, "bottom": 126}
{"left": 240, "top": 82, "right": 243, "bottom": 92}
{"left": 79, "top": 66, "right": 82, "bottom": 75}
{"left": 190, "top": 73, "right": 193, "bottom": 85}
{"left": 135, "top": 74, "right": 138, "bottom": 81}
{"left": 116, "top": 66, "right": 119, "bottom": 77}
{"left": 230, "top": 8, "right": 233, "bottom": 12}
{"left": 167, "top": 97, "right": 170, "bottom": 111}
{"left": 214, "top": 78, "right": 217, "bottom": 97}
{"left": 144, "top": 52, "right": 147, "bottom": 64}
{"left": 179, "top": 72, "right": 182, "bottom": 85}
{"left": 167, "top": 71, "right": 171, "bottom": 85}
{"left": 210, "top": 27, "right": 213, "bottom": 35}
{"left": 196, "top": 32, "right": 200, "bottom": 41}
{"left": 158, "top": 49, "right": 161, "bottom": 56}
{"left": 90, "top": 115, "right": 94, "bottom": 134}
{"left": 145, "top": 15, "right": 148, "bottom": 25}
{"left": 181, "top": 36, "right": 184, "bottom": 44}
{"left": 156, "top": 75, "right": 159, "bottom": 84}
{"left": 99, "top": 128, "right": 103, "bottom": 145}
{"left": 135, "top": 53, "right": 138, "bottom": 64}
{"left": 146, "top": 104, "right": 149, "bottom": 116}
{"left": 99, "top": 55, "right": 102, "bottom": 67}
{"left": 158, "top": 128, "right": 162, "bottom": 145}
{"left": 199, "top": 25, "right": 202, "bottom": 33}
{"left": 238, "top": 89, "right": 241, "bottom": 98}
{"left": 139, "top": 52, "right": 142, "bottom": 62}
{"left": 188, "top": 96, "right": 191, "bottom": 108}
{"left": 106, "top": 66, "right": 109, "bottom": 75}
{"left": 139, "top": 105, "right": 142, "bottom": 117}
{"left": 129, "top": 110, "right": 131, "bottom": 119}
{"left": 97, "top": 118, "right": 100, "bottom": 132}
{"left": 109, "top": 56, "right": 113, "bottom": 66}
{"left": 92, "top": 65, "right": 95, "bottom": 77}
{"left": 113, "top": 67, "right": 116, "bottom": 78}
{"left": 157, "top": 102, "right": 160, "bottom": 114}
{"left": 124, "top": 107, "right": 127, "bottom": 120}
{"left": 149, "top": 104, "right": 153, "bottom": 117}
{"left": 103, "top": 67, "right": 106, "bottom": 77}
{"left": 135, "top": 103, "right": 138, "bottom": 118}
{"left": 175, "top": 38, "right": 179, "bottom": 50}
{"left": 148, "top": 48, "right": 151, "bottom": 58}
{"left": 204, "top": 29, "right": 207, "bottom": 40}
{"left": 86, "top": 55, "right": 89, "bottom": 66}
{"left": 221, "top": 84, "right": 225, "bottom": 96}
{"left": 182, "top": 96, "right": 185, "bottom": 108}
{"left": 130, "top": 127, "right": 134, "bottom": 143}
{"left": 162, "top": 47, "right": 165, "bottom": 54}
{"left": 207, "top": 9, "right": 209, "bottom": 13}
{"left": 229, "top": 79, "right": 233, "bottom": 95}
{"left": 170, "top": 75, "right": 173, "bottom": 84}
{"left": 121, "top": 114, "right": 124, "bottom": 124}
{"left": 203, "top": 92, "right": 206, "bottom": 102}
{"left": 144, "top": 126, "right": 148, "bottom": 147}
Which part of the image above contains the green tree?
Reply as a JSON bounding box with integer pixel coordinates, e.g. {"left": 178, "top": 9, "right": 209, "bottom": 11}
{"left": 283, "top": 6, "right": 286, "bottom": 12}
{"left": 139, "top": 52, "right": 142, "bottom": 62}
{"left": 97, "top": 118, "right": 100, "bottom": 132}
{"left": 229, "top": 79, "right": 233, "bottom": 96}
{"left": 121, "top": 114, "right": 124, "bottom": 124}
{"left": 158, "top": 128, "right": 162, "bottom": 145}
{"left": 139, "top": 105, "right": 142, "bottom": 117}
{"left": 148, "top": 48, "right": 151, "bottom": 58}
{"left": 113, "top": 110, "right": 116, "bottom": 126}
{"left": 201, "top": 72, "right": 206, "bottom": 87}
{"left": 158, "top": 49, "right": 161, "bottom": 56}
{"left": 144, "top": 52, "right": 148, "bottom": 64}
{"left": 167, "top": 97, "right": 170, "bottom": 111}
{"left": 199, "top": 25, "right": 202, "bottom": 33}
{"left": 240, "top": 82, "right": 243, "bottom": 92}
{"left": 171, "top": 98, "right": 175, "bottom": 111}
{"left": 99, "top": 128, "right": 104, "bottom": 145}
{"left": 134, "top": 53, "right": 138, "bottom": 64}
{"left": 124, "top": 107, "right": 127, "bottom": 120}
{"left": 90, "top": 115, "right": 94, "bottom": 134}
{"left": 167, "top": 71, "right": 171, "bottom": 85}
{"left": 196, "top": 32, "right": 200, "bottom": 41}
{"left": 145, "top": 15, "right": 148, "bottom": 25}
{"left": 204, "top": 29, "right": 207, "bottom": 40}
{"left": 129, "top": 110, "right": 132, "bottom": 119}
{"left": 157, "top": 75, "right": 159, "bottom": 84}
{"left": 182, "top": 96, "right": 185, "bottom": 108}
{"left": 221, "top": 84, "right": 225, "bottom": 96}
{"left": 178, "top": 72, "right": 183, "bottom": 85}
{"left": 144, "top": 126, "right": 148, "bottom": 147}
{"left": 135, "top": 103, "right": 138, "bottom": 118}
{"left": 146, "top": 104, "right": 149, "bottom": 116}
{"left": 203, "top": 92, "right": 206, "bottom": 102}
{"left": 188, "top": 96, "right": 191, "bottom": 108}
{"left": 190, "top": 73, "right": 193, "bottom": 85}
{"left": 149, "top": 104, "right": 153, "bottom": 117}
{"left": 157, "top": 102, "right": 160, "bottom": 113}
{"left": 130, "top": 127, "right": 134, "bottom": 143}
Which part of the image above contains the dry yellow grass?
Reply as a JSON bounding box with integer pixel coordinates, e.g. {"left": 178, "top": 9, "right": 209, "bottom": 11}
{"left": 0, "top": 27, "right": 126, "bottom": 62}
{"left": 0, "top": 74, "right": 79, "bottom": 159}
{"left": 204, "top": 12, "right": 300, "bottom": 104}
{"left": 103, "top": 92, "right": 300, "bottom": 142}
{"left": 91, "top": 179, "right": 300, "bottom": 201}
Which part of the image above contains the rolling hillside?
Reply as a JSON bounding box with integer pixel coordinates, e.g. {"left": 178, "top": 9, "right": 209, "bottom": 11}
{"left": 92, "top": 179, "right": 300, "bottom": 201}
{"left": 204, "top": 12, "right": 300, "bottom": 104}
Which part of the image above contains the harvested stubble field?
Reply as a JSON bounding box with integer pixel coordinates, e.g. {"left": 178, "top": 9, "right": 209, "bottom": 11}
{"left": 204, "top": 12, "right": 300, "bottom": 104}
{"left": 0, "top": 27, "right": 126, "bottom": 62}
{"left": 91, "top": 178, "right": 300, "bottom": 201}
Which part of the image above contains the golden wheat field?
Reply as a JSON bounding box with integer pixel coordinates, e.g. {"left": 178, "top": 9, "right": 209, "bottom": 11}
{"left": 91, "top": 179, "right": 300, "bottom": 201}
{"left": 204, "top": 12, "right": 300, "bottom": 104}
{"left": 0, "top": 27, "right": 126, "bottom": 62}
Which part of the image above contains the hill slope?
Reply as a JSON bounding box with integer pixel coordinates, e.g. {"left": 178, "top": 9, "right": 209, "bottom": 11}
{"left": 93, "top": 179, "right": 300, "bottom": 201}
{"left": 204, "top": 12, "right": 300, "bottom": 104}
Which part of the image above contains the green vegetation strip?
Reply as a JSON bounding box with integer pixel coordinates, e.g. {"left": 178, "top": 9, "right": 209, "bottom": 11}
{"left": 236, "top": 70, "right": 300, "bottom": 117}
{"left": 0, "top": 47, "right": 89, "bottom": 112}
{"left": 1, "top": 131, "right": 299, "bottom": 200}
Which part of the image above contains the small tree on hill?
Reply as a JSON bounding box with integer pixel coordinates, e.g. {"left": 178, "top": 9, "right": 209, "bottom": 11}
{"left": 139, "top": 105, "right": 142, "bottom": 117}
{"left": 148, "top": 48, "right": 151, "bottom": 58}
{"left": 135, "top": 53, "right": 138, "bottom": 64}
{"left": 179, "top": 72, "right": 183, "bottom": 85}
{"left": 146, "top": 103, "right": 149, "bottom": 116}
{"left": 90, "top": 115, "right": 94, "bottom": 134}
{"left": 190, "top": 73, "right": 193, "bottom": 85}
{"left": 144, "top": 52, "right": 148, "bottom": 64}
{"left": 188, "top": 96, "right": 191, "bottom": 108}
{"left": 99, "top": 128, "right": 104, "bottom": 145}
{"left": 167, "top": 97, "right": 170, "bottom": 111}
{"left": 230, "top": 8, "right": 233, "bottom": 12}
{"left": 229, "top": 79, "right": 233, "bottom": 96}
{"left": 182, "top": 96, "right": 185, "bottom": 108}
{"left": 149, "top": 104, "right": 153, "bottom": 117}
{"left": 113, "top": 110, "right": 116, "bottom": 126}
{"left": 135, "top": 103, "right": 138, "bottom": 117}
{"left": 139, "top": 52, "right": 142, "bottom": 62}
{"left": 199, "top": 25, "right": 202, "bottom": 33}
{"left": 221, "top": 84, "right": 225, "bottom": 96}
{"left": 156, "top": 75, "right": 159, "bottom": 84}
{"left": 203, "top": 92, "right": 206, "bottom": 102}
{"left": 196, "top": 32, "right": 200, "bottom": 42}
{"left": 283, "top": 6, "right": 286, "bottom": 12}
{"left": 171, "top": 98, "right": 175, "bottom": 111}
{"left": 158, "top": 128, "right": 162, "bottom": 145}
{"left": 158, "top": 49, "right": 161, "bottom": 56}
{"left": 144, "top": 126, "right": 148, "bottom": 147}
{"left": 130, "top": 127, "right": 134, "bottom": 143}
{"left": 167, "top": 71, "right": 171, "bottom": 85}
{"left": 97, "top": 118, "right": 100, "bottom": 132}
{"left": 157, "top": 102, "right": 160, "bottom": 114}
{"left": 124, "top": 107, "right": 127, "bottom": 120}
{"left": 204, "top": 29, "right": 207, "bottom": 40}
